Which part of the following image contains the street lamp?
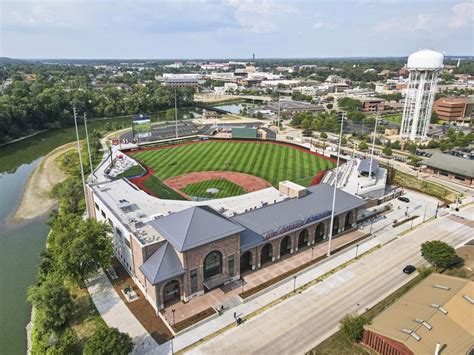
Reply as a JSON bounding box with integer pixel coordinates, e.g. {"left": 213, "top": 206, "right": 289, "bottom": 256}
{"left": 311, "top": 246, "right": 315, "bottom": 261}
{"left": 241, "top": 278, "right": 245, "bottom": 293}
{"left": 172, "top": 309, "right": 176, "bottom": 326}
{"left": 293, "top": 276, "right": 297, "bottom": 292}
{"left": 355, "top": 244, "right": 359, "bottom": 258}
{"left": 327, "top": 112, "right": 345, "bottom": 257}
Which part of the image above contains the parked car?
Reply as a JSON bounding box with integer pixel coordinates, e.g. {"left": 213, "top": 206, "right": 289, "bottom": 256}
{"left": 398, "top": 196, "right": 410, "bottom": 203}
{"left": 403, "top": 265, "right": 416, "bottom": 274}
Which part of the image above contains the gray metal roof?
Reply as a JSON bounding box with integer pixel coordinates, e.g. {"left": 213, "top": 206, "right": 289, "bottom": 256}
{"left": 139, "top": 242, "right": 184, "bottom": 285}
{"left": 149, "top": 206, "right": 245, "bottom": 252}
{"left": 358, "top": 158, "right": 379, "bottom": 174}
{"left": 424, "top": 152, "right": 474, "bottom": 178}
{"left": 233, "top": 183, "right": 366, "bottom": 250}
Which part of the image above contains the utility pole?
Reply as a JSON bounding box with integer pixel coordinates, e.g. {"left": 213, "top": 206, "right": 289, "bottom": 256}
{"left": 278, "top": 92, "right": 281, "bottom": 131}
{"left": 73, "top": 107, "right": 89, "bottom": 216}
{"left": 369, "top": 108, "right": 379, "bottom": 179}
{"left": 83, "top": 112, "right": 94, "bottom": 177}
{"left": 175, "top": 88, "right": 178, "bottom": 139}
{"left": 327, "top": 113, "right": 345, "bottom": 256}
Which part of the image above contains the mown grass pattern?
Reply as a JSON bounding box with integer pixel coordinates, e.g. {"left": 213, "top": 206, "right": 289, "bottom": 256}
{"left": 142, "top": 175, "right": 186, "bottom": 200}
{"left": 133, "top": 141, "right": 335, "bottom": 187}
{"left": 182, "top": 179, "right": 245, "bottom": 199}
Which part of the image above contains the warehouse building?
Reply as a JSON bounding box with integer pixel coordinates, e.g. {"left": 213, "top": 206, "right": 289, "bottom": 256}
{"left": 363, "top": 274, "right": 473, "bottom": 355}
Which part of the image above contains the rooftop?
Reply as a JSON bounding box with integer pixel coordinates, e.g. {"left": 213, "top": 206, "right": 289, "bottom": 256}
{"left": 233, "top": 183, "right": 365, "bottom": 249}
{"left": 365, "top": 273, "right": 473, "bottom": 355}
{"left": 424, "top": 151, "right": 474, "bottom": 178}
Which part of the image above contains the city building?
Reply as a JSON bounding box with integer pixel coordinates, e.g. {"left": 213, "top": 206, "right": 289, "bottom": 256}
{"left": 87, "top": 179, "right": 365, "bottom": 312}
{"left": 423, "top": 151, "right": 474, "bottom": 186}
{"left": 360, "top": 98, "right": 385, "bottom": 112}
{"left": 264, "top": 100, "right": 324, "bottom": 116}
{"left": 400, "top": 49, "right": 444, "bottom": 141}
{"left": 163, "top": 78, "right": 200, "bottom": 89}
{"left": 433, "top": 96, "right": 474, "bottom": 122}
{"left": 363, "top": 273, "right": 473, "bottom": 355}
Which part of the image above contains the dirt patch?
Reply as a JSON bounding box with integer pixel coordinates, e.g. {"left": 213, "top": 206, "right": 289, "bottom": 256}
{"left": 11, "top": 142, "right": 76, "bottom": 222}
{"left": 164, "top": 171, "right": 271, "bottom": 193}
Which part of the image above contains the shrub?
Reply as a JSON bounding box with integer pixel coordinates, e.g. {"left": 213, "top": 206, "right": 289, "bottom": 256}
{"left": 340, "top": 314, "right": 368, "bottom": 343}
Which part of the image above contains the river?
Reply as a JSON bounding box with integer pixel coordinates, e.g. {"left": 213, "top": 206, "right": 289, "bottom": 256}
{"left": 0, "top": 110, "right": 196, "bottom": 354}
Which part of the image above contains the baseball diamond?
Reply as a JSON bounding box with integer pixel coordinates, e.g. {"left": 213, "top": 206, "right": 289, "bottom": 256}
{"left": 129, "top": 140, "right": 336, "bottom": 198}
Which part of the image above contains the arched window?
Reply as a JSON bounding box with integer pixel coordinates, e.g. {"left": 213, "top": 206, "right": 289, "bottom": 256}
{"left": 204, "top": 251, "right": 222, "bottom": 280}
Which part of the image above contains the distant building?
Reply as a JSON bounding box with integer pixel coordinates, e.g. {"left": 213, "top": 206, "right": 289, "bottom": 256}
{"left": 433, "top": 96, "right": 474, "bottom": 122}
{"left": 264, "top": 100, "right": 324, "bottom": 116}
{"left": 423, "top": 151, "right": 474, "bottom": 186}
{"left": 360, "top": 98, "right": 385, "bottom": 112}
{"left": 163, "top": 78, "right": 199, "bottom": 89}
{"left": 363, "top": 273, "right": 473, "bottom": 355}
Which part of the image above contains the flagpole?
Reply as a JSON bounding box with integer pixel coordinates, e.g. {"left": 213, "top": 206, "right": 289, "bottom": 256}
{"left": 83, "top": 112, "right": 94, "bottom": 178}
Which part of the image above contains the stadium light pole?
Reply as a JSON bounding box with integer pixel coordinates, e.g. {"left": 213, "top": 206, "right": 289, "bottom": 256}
{"left": 327, "top": 112, "right": 345, "bottom": 257}
{"left": 73, "top": 106, "right": 89, "bottom": 216}
{"left": 368, "top": 107, "right": 379, "bottom": 180}
{"left": 83, "top": 112, "right": 94, "bottom": 178}
{"left": 175, "top": 88, "right": 178, "bottom": 139}
{"left": 278, "top": 92, "right": 281, "bottom": 131}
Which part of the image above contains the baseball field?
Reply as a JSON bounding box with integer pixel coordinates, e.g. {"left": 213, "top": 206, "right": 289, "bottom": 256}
{"left": 130, "top": 140, "right": 335, "bottom": 199}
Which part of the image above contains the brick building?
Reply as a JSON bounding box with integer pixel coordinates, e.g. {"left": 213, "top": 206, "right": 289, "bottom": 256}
{"left": 88, "top": 179, "right": 365, "bottom": 312}
{"left": 363, "top": 274, "right": 473, "bottom": 355}
{"left": 433, "top": 96, "right": 474, "bottom": 122}
{"left": 423, "top": 151, "right": 474, "bottom": 186}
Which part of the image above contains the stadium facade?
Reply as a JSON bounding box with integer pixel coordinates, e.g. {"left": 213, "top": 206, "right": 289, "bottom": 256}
{"left": 86, "top": 178, "right": 365, "bottom": 312}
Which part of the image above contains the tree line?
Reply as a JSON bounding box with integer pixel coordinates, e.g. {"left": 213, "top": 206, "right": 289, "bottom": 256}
{"left": 27, "top": 131, "right": 134, "bottom": 354}
{"left": 0, "top": 75, "right": 194, "bottom": 143}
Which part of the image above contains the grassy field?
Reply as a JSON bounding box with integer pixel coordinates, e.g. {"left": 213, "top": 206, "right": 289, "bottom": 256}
{"left": 182, "top": 179, "right": 245, "bottom": 199}
{"left": 132, "top": 141, "right": 334, "bottom": 188}
{"left": 115, "top": 164, "right": 146, "bottom": 179}
{"left": 390, "top": 168, "right": 458, "bottom": 203}
{"left": 142, "top": 175, "right": 186, "bottom": 200}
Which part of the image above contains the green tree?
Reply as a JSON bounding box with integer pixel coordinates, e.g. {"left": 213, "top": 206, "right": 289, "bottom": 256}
{"left": 256, "top": 111, "right": 264, "bottom": 120}
{"left": 326, "top": 103, "right": 333, "bottom": 110}
{"left": 382, "top": 146, "right": 393, "bottom": 156}
{"left": 84, "top": 327, "right": 134, "bottom": 355}
{"left": 341, "top": 136, "right": 348, "bottom": 145}
{"left": 358, "top": 140, "right": 368, "bottom": 150}
{"left": 347, "top": 110, "right": 365, "bottom": 123}
{"left": 338, "top": 97, "right": 362, "bottom": 111}
{"left": 165, "top": 108, "right": 177, "bottom": 121}
{"left": 27, "top": 275, "right": 72, "bottom": 329}
{"left": 320, "top": 132, "right": 328, "bottom": 139}
{"left": 48, "top": 214, "right": 112, "bottom": 285}
{"left": 391, "top": 140, "right": 401, "bottom": 150}
{"left": 431, "top": 112, "right": 439, "bottom": 124}
{"left": 421, "top": 241, "right": 460, "bottom": 269}
{"left": 340, "top": 314, "right": 368, "bottom": 343}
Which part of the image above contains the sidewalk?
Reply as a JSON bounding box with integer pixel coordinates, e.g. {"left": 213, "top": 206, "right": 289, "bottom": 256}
{"left": 172, "top": 235, "right": 382, "bottom": 352}
{"left": 87, "top": 271, "right": 170, "bottom": 355}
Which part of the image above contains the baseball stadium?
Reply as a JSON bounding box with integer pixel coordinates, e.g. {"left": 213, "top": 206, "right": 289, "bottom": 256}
{"left": 86, "top": 129, "right": 368, "bottom": 335}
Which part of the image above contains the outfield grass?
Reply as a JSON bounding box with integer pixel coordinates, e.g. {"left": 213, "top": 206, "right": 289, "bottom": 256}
{"left": 133, "top": 141, "right": 335, "bottom": 188}
{"left": 142, "top": 175, "right": 186, "bottom": 200}
{"left": 182, "top": 179, "right": 245, "bottom": 199}
{"left": 115, "top": 164, "right": 146, "bottom": 179}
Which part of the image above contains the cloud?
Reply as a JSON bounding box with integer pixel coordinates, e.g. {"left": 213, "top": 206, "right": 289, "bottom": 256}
{"left": 228, "top": 0, "right": 297, "bottom": 33}
{"left": 374, "top": 2, "right": 473, "bottom": 33}
{"left": 448, "top": 2, "right": 474, "bottom": 29}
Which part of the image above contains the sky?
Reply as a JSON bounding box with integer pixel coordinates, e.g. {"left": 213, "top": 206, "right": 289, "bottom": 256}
{"left": 1, "top": 0, "right": 473, "bottom": 59}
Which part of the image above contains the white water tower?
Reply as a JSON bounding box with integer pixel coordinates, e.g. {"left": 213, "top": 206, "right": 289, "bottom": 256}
{"left": 400, "top": 49, "right": 444, "bottom": 141}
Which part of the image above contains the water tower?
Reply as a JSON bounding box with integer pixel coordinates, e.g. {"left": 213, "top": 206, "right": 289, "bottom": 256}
{"left": 400, "top": 49, "right": 444, "bottom": 141}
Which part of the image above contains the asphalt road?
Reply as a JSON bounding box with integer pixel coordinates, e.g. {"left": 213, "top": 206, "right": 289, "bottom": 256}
{"left": 188, "top": 208, "right": 474, "bottom": 355}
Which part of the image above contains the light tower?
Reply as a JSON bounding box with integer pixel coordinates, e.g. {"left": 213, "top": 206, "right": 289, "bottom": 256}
{"left": 400, "top": 49, "right": 444, "bottom": 141}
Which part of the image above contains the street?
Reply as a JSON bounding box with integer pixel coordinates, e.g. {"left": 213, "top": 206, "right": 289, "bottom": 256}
{"left": 188, "top": 207, "right": 474, "bottom": 355}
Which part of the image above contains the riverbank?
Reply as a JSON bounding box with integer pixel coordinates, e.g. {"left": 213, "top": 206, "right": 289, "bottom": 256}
{"left": 11, "top": 142, "right": 75, "bottom": 222}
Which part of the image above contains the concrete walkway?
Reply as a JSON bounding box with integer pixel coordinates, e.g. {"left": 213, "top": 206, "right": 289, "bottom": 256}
{"left": 87, "top": 271, "right": 171, "bottom": 355}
